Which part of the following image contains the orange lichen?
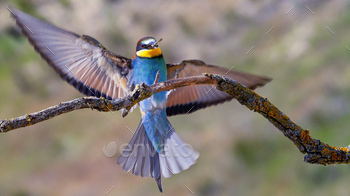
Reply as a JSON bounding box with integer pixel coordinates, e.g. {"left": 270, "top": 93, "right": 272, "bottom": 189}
{"left": 331, "top": 152, "right": 338, "bottom": 160}
{"left": 322, "top": 148, "right": 330, "bottom": 154}
{"left": 107, "top": 103, "right": 113, "bottom": 109}
{"left": 335, "top": 147, "right": 349, "bottom": 152}
{"left": 300, "top": 129, "right": 310, "bottom": 143}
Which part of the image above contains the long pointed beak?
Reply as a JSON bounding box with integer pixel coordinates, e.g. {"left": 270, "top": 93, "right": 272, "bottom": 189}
{"left": 152, "top": 38, "right": 163, "bottom": 48}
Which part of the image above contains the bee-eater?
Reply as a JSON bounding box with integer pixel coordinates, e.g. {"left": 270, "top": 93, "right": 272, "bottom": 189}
{"left": 9, "top": 8, "right": 271, "bottom": 192}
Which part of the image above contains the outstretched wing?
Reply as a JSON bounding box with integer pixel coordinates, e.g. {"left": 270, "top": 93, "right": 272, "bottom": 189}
{"left": 166, "top": 60, "right": 271, "bottom": 116}
{"left": 10, "top": 8, "right": 133, "bottom": 100}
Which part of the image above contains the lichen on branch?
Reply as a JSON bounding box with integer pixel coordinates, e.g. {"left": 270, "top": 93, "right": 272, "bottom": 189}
{"left": 1, "top": 74, "right": 349, "bottom": 165}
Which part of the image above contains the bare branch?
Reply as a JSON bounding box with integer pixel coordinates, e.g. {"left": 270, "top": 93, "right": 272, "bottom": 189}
{"left": 1, "top": 74, "right": 349, "bottom": 165}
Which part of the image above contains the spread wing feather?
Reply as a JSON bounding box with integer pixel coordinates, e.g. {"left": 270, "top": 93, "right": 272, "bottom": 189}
{"left": 10, "top": 8, "right": 132, "bottom": 100}
{"left": 166, "top": 60, "right": 271, "bottom": 116}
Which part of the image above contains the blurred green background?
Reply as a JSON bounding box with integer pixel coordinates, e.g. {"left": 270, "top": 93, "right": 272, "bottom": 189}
{"left": 1, "top": 0, "right": 350, "bottom": 196}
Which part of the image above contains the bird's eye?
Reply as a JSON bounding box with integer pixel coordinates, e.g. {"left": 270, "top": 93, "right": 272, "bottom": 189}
{"left": 141, "top": 44, "right": 145, "bottom": 48}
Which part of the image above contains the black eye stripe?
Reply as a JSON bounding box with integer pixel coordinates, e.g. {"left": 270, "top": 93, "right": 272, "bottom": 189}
{"left": 141, "top": 43, "right": 153, "bottom": 49}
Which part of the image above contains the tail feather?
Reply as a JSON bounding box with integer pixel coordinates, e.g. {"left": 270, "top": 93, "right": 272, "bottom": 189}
{"left": 159, "top": 121, "right": 199, "bottom": 178}
{"left": 133, "top": 130, "right": 147, "bottom": 176}
{"left": 117, "top": 122, "right": 160, "bottom": 178}
{"left": 166, "top": 128, "right": 199, "bottom": 170}
{"left": 117, "top": 119, "right": 199, "bottom": 192}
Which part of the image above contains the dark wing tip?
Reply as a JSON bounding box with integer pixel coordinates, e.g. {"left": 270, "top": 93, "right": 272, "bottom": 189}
{"left": 8, "top": 7, "right": 29, "bottom": 26}
{"left": 8, "top": 6, "right": 37, "bottom": 24}
{"left": 6, "top": 5, "right": 20, "bottom": 16}
{"left": 166, "top": 97, "right": 234, "bottom": 116}
{"left": 166, "top": 102, "right": 205, "bottom": 116}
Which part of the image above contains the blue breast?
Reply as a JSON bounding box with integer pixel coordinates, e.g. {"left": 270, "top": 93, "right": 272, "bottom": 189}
{"left": 132, "top": 56, "right": 168, "bottom": 111}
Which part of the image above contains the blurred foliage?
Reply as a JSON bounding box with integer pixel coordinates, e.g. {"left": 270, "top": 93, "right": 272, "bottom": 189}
{"left": 1, "top": 0, "right": 350, "bottom": 196}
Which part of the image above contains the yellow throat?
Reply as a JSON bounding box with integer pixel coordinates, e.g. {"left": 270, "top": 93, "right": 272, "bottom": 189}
{"left": 136, "top": 48, "right": 162, "bottom": 58}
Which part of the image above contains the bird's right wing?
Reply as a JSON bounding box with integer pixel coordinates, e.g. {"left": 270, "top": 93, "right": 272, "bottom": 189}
{"left": 10, "top": 7, "right": 133, "bottom": 100}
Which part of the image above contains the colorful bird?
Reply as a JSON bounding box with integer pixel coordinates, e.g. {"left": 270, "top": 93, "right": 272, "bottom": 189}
{"left": 9, "top": 8, "right": 271, "bottom": 192}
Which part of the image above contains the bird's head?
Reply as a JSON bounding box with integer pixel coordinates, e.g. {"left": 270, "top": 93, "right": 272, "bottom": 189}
{"left": 135, "top": 37, "right": 163, "bottom": 58}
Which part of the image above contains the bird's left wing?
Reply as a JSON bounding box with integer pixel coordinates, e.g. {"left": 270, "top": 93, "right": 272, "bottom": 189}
{"left": 166, "top": 60, "right": 271, "bottom": 116}
{"left": 10, "top": 8, "right": 133, "bottom": 100}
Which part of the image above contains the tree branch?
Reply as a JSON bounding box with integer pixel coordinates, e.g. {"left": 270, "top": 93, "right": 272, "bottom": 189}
{"left": 0, "top": 75, "right": 215, "bottom": 132}
{"left": 1, "top": 74, "right": 349, "bottom": 165}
